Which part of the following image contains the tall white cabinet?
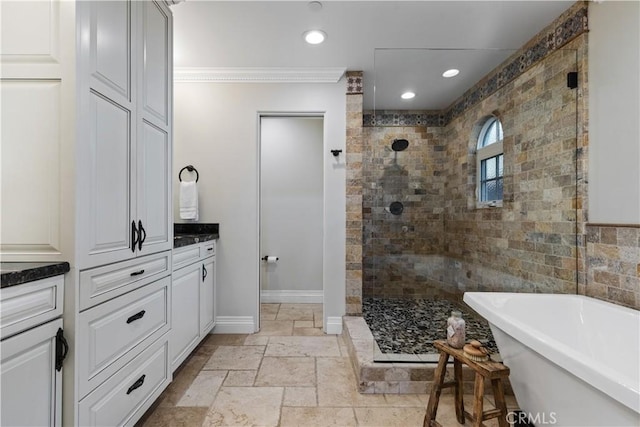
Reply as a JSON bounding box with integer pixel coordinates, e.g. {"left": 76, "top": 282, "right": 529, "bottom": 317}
{"left": 77, "top": 0, "right": 172, "bottom": 269}
{"left": 0, "top": 1, "right": 174, "bottom": 425}
{"left": 73, "top": 2, "right": 174, "bottom": 426}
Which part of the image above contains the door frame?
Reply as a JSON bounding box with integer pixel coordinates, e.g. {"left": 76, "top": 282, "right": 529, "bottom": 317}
{"left": 256, "top": 112, "right": 326, "bottom": 332}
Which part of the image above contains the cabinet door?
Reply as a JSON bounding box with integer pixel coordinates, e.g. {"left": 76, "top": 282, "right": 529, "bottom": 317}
{"left": 170, "top": 263, "right": 200, "bottom": 371}
{"left": 1, "top": 319, "right": 62, "bottom": 427}
{"left": 200, "top": 258, "right": 215, "bottom": 336}
{"left": 77, "top": 0, "right": 137, "bottom": 268}
{"left": 135, "top": 0, "right": 172, "bottom": 256}
{"left": 136, "top": 121, "right": 171, "bottom": 255}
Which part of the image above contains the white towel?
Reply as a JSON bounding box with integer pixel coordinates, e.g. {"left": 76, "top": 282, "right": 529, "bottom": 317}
{"left": 179, "top": 181, "right": 199, "bottom": 220}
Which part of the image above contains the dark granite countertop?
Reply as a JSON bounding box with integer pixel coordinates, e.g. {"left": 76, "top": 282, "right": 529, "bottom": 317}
{"left": 174, "top": 223, "right": 219, "bottom": 249}
{"left": 1, "top": 261, "right": 70, "bottom": 288}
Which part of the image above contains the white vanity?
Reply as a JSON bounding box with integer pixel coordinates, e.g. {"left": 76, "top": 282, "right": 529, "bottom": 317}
{"left": 171, "top": 239, "right": 217, "bottom": 371}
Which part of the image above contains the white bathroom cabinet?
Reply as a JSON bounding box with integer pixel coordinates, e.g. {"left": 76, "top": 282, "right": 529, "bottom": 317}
{"left": 76, "top": 0, "right": 173, "bottom": 270}
{"left": 1, "top": 1, "right": 174, "bottom": 425}
{"left": 171, "top": 240, "right": 217, "bottom": 371}
{"left": 71, "top": 2, "right": 174, "bottom": 425}
{"left": 0, "top": 276, "right": 65, "bottom": 427}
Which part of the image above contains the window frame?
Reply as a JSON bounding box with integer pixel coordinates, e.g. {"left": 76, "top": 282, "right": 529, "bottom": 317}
{"left": 476, "top": 117, "right": 504, "bottom": 208}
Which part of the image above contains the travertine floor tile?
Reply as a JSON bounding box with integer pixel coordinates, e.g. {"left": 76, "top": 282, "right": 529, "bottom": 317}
{"left": 260, "top": 304, "right": 279, "bottom": 321}
{"left": 276, "top": 305, "right": 314, "bottom": 321}
{"left": 243, "top": 334, "right": 270, "bottom": 346}
{"left": 193, "top": 343, "right": 218, "bottom": 358}
{"left": 316, "top": 357, "right": 387, "bottom": 407}
{"left": 158, "top": 354, "right": 209, "bottom": 407}
{"left": 283, "top": 387, "right": 317, "bottom": 407}
{"left": 201, "top": 333, "right": 248, "bottom": 346}
{"left": 176, "top": 370, "right": 226, "bottom": 407}
{"left": 383, "top": 393, "right": 426, "bottom": 407}
{"left": 428, "top": 394, "right": 505, "bottom": 427}
{"left": 255, "top": 356, "right": 316, "bottom": 387}
{"left": 484, "top": 391, "right": 520, "bottom": 410}
{"left": 354, "top": 407, "right": 426, "bottom": 426}
{"left": 203, "top": 345, "right": 265, "bottom": 370}
{"left": 139, "top": 406, "right": 208, "bottom": 427}
{"left": 279, "top": 407, "right": 357, "bottom": 427}
{"left": 202, "top": 387, "right": 283, "bottom": 427}
{"left": 313, "top": 310, "right": 323, "bottom": 328}
{"left": 223, "top": 370, "right": 256, "bottom": 386}
{"left": 265, "top": 336, "right": 340, "bottom": 357}
{"left": 293, "top": 327, "right": 325, "bottom": 336}
{"left": 142, "top": 323, "right": 506, "bottom": 427}
{"left": 294, "top": 320, "right": 314, "bottom": 328}
{"left": 255, "top": 320, "right": 294, "bottom": 336}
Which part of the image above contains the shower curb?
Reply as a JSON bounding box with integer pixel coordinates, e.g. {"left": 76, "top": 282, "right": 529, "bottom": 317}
{"left": 342, "top": 316, "right": 513, "bottom": 396}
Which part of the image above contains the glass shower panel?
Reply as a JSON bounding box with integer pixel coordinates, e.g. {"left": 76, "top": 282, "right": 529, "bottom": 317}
{"left": 366, "top": 47, "right": 579, "bottom": 361}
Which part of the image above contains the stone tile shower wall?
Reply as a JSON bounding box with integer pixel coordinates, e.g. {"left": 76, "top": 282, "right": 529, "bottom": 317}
{"left": 441, "top": 41, "right": 583, "bottom": 297}
{"left": 362, "top": 126, "right": 447, "bottom": 298}
{"left": 345, "top": 71, "right": 364, "bottom": 315}
{"left": 359, "top": 2, "right": 589, "bottom": 304}
{"left": 585, "top": 225, "right": 640, "bottom": 309}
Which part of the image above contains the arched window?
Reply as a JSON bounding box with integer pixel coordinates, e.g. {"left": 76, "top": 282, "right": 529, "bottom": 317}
{"left": 476, "top": 116, "right": 504, "bottom": 205}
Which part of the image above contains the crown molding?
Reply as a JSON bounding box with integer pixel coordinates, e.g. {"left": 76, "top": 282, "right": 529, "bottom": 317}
{"left": 174, "top": 67, "right": 346, "bottom": 83}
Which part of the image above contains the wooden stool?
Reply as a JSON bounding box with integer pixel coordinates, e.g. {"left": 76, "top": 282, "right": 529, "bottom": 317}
{"left": 423, "top": 340, "right": 510, "bottom": 427}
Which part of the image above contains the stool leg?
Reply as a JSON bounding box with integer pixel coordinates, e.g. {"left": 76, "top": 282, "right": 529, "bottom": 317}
{"left": 491, "top": 378, "right": 509, "bottom": 427}
{"left": 423, "top": 351, "right": 449, "bottom": 427}
{"left": 453, "top": 359, "right": 465, "bottom": 424}
{"left": 472, "top": 373, "right": 485, "bottom": 427}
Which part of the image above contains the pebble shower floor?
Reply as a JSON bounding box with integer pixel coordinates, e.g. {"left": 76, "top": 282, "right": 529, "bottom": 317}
{"left": 363, "top": 297, "right": 498, "bottom": 355}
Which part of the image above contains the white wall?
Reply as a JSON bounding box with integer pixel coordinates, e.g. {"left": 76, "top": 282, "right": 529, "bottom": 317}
{"left": 588, "top": 1, "right": 640, "bottom": 224}
{"left": 173, "top": 81, "right": 346, "bottom": 332}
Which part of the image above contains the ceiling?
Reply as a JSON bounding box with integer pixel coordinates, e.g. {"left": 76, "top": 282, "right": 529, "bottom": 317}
{"left": 172, "top": 0, "right": 575, "bottom": 110}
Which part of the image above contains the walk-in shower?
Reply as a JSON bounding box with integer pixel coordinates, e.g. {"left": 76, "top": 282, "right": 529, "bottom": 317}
{"left": 364, "top": 46, "right": 581, "bottom": 361}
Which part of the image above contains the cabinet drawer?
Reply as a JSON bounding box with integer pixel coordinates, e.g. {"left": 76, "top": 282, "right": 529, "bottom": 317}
{"left": 0, "top": 275, "right": 63, "bottom": 340}
{"left": 202, "top": 240, "right": 215, "bottom": 257}
{"left": 79, "top": 336, "right": 170, "bottom": 427}
{"left": 80, "top": 251, "right": 170, "bottom": 311}
{"left": 78, "top": 277, "right": 170, "bottom": 397}
{"left": 172, "top": 245, "right": 200, "bottom": 270}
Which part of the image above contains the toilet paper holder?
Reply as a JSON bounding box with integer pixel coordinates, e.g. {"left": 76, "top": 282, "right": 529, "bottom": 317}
{"left": 261, "top": 256, "right": 279, "bottom": 261}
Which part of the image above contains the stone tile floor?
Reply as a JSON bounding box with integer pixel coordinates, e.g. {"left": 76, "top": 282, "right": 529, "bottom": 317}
{"left": 137, "top": 303, "right": 518, "bottom": 427}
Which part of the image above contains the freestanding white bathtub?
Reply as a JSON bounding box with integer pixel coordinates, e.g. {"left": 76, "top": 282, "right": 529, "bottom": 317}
{"left": 464, "top": 292, "right": 640, "bottom": 427}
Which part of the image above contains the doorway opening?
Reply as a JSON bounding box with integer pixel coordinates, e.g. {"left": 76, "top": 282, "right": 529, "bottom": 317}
{"left": 258, "top": 115, "right": 324, "bottom": 333}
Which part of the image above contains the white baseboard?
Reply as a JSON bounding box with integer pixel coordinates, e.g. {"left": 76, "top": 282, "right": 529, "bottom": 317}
{"left": 213, "top": 316, "right": 256, "bottom": 334}
{"left": 325, "top": 316, "right": 342, "bottom": 335}
{"left": 261, "top": 290, "right": 323, "bottom": 304}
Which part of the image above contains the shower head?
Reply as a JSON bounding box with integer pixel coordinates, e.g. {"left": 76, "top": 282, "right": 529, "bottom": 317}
{"left": 391, "top": 139, "right": 409, "bottom": 152}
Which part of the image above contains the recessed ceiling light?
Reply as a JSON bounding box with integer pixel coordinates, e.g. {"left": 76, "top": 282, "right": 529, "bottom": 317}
{"left": 308, "top": 1, "right": 323, "bottom": 12}
{"left": 401, "top": 91, "right": 416, "bottom": 100}
{"left": 303, "top": 30, "right": 326, "bottom": 45}
{"left": 442, "top": 69, "right": 460, "bottom": 78}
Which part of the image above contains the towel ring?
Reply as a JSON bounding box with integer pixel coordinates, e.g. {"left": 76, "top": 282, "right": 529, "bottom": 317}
{"left": 179, "top": 165, "right": 199, "bottom": 182}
